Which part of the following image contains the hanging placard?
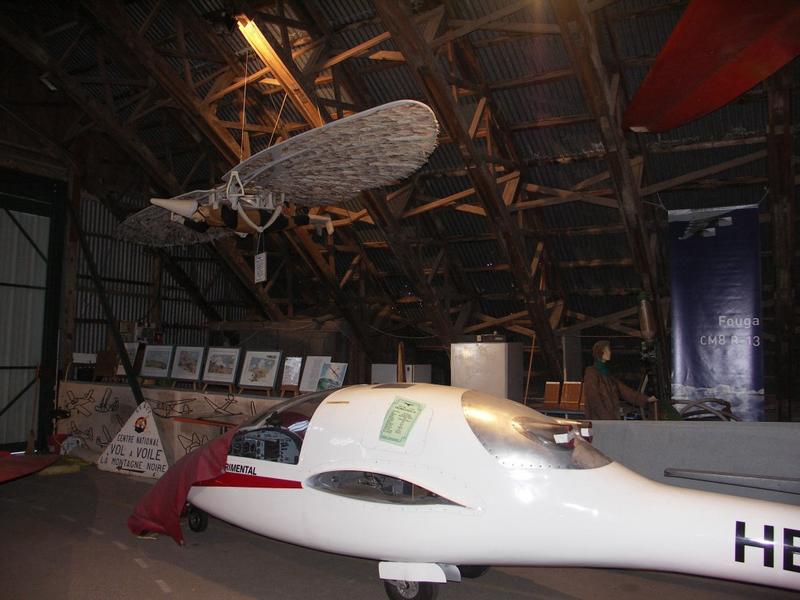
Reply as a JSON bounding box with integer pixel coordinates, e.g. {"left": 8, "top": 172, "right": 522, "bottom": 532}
{"left": 669, "top": 204, "right": 763, "bottom": 420}
{"left": 254, "top": 252, "right": 267, "bottom": 283}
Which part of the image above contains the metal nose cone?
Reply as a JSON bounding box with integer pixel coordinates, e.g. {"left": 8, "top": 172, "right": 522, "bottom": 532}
{"left": 150, "top": 198, "right": 199, "bottom": 218}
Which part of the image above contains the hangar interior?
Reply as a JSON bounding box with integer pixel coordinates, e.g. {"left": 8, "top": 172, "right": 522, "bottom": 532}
{"left": 1, "top": 0, "right": 798, "bottom": 441}
{"left": 1, "top": 0, "right": 799, "bottom": 598}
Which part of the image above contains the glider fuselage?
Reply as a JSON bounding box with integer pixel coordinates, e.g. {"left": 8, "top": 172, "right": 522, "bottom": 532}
{"left": 186, "top": 384, "right": 800, "bottom": 590}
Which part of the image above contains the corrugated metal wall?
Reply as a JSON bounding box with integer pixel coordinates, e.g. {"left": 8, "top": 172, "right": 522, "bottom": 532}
{"left": 74, "top": 196, "right": 248, "bottom": 354}
{"left": 0, "top": 210, "right": 49, "bottom": 445}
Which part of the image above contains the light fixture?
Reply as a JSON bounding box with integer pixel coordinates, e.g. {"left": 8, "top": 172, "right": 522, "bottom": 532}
{"left": 235, "top": 14, "right": 323, "bottom": 127}
{"left": 39, "top": 72, "right": 58, "bottom": 91}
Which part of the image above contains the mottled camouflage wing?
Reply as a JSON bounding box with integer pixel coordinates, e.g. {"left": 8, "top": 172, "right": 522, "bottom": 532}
{"left": 116, "top": 190, "right": 232, "bottom": 247}
{"left": 226, "top": 100, "right": 438, "bottom": 206}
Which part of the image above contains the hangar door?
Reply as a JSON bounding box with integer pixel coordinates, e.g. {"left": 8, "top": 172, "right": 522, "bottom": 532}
{"left": 0, "top": 171, "right": 65, "bottom": 452}
{"left": 0, "top": 209, "right": 49, "bottom": 448}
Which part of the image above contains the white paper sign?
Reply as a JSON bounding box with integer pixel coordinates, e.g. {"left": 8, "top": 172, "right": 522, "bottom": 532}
{"left": 299, "top": 356, "right": 332, "bottom": 392}
{"left": 254, "top": 252, "right": 267, "bottom": 283}
{"left": 97, "top": 402, "right": 169, "bottom": 479}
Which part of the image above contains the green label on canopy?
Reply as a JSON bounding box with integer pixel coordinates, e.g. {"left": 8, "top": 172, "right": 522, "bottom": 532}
{"left": 379, "top": 397, "right": 425, "bottom": 446}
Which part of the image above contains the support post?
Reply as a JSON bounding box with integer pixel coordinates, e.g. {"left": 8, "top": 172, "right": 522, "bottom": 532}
{"left": 766, "top": 66, "right": 795, "bottom": 420}
{"left": 64, "top": 200, "right": 145, "bottom": 406}
{"left": 36, "top": 180, "right": 66, "bottom": 451}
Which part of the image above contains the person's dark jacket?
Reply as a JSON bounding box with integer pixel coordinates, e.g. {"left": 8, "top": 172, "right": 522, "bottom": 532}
{"left": 580, "top": 365, "right": 649, "bottom": 420}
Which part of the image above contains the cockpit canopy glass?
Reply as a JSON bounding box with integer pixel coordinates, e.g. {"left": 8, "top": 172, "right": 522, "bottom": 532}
{"left": 243, "top": 389, "right": 338, "bottom": 432}
{"left": 231, "top": 389, "right": 340, "bottom": 464}
{"left": 461, "top": 390, "right": 610, "bottom": 470}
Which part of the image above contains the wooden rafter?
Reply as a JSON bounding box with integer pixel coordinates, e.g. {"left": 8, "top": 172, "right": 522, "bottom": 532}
{"left": 261, "top": 5, "right": 457, "bottom": 346}
{"left": 83, "top": 1, "right": 242, "bottom": 164}
{"left": 73, "top": 0, "right": 305, "bottom": 324}
{"left": 0, "top": 22, "right": 182, "bottom": 195}
{"left": 640, "top": 150, "right": 767, "bottom": 197}
{"left": 551, "top": 0, "right": 669, "bottom": 396}
{"left": 442, "top": 0, "right": 574, "bottom": 359}
{"left": 374, "top": 0, "right": 562, "bottom": 379}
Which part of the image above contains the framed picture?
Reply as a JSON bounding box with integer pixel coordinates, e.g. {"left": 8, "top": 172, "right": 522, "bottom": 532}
{"left": 239, "top": 351, "right": 282, "bottom": 389}
{"left": 299, "top": 356, "right": 331, "bottom": 392}
{"left": 203, "top": 347, "right": 241, "bottom": 384}
{"left": 170, "top": 346, "right": 205, "bottom": 381}
{"left": 140, "top": 345, "right": 174, "bottom": 378}
{"left": 317, "top": 362, "right": 348, "bottom": 390}
{"left": 281, "top": 356, "right": 303, "bottom": 387}
{"left": 116, "top": 342, "right": 141, "bottom": 376}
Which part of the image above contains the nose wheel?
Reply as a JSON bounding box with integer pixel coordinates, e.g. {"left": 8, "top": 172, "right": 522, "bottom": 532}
{"left": 383, "top": 579, "right": 439, "bottom": 600}
{"left": 186, "top": 505, "right": 208, "bottom": 532}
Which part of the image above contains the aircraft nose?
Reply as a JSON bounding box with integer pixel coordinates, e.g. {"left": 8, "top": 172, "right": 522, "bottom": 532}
{"left": 150, "top": 198, "right": 199, "bottom": 218}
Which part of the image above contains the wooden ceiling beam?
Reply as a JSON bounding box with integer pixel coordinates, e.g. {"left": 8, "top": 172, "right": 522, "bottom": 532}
{"left": 272, "top": 4, "right": 457, "bottom": 346}
{"left": 83, "top": 0, "right": 242, "bottom": 164}
{"left": 374, "top": 0, "right": 563, "bottom": 379}
{"left": 0, "top": 21, "right": 182, "bottom": 195}
{"left": 78, "top": 0, "right": 298, "bottom": 322}
{"left": 238, "top": 9, "right": 453, "bottom": 349}
{"left": 432, "top": 1, "right": 558, "bottom": 48}
{"left": 557, "top": 306, "right": 638, "bottom": 336}
{"left": 255, "top": 10, "right": 312, "bottom": 31}
{"left": 313, "top": 7, "right": 444, "bottom": 73}
{"left": 442, "top": 18, "right": 560, "bottom": 38}
{"left": 488, "top": 68, "right": 574, "bottom": 92}
{"left": 551, "top": 0, "right": 669, "bottom": 395}
{"left": 640, "top": 149, "right": 767, "bottom": 196}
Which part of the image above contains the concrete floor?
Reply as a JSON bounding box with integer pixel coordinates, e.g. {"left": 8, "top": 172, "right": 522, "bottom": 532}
{"left": 0, "top": 465, "right": 795, "bottom": 600}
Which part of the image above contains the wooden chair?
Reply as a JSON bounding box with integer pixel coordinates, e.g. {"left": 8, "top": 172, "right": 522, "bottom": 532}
{"left": 560, "top": 381, "right": 583, "bottom": 412}
{"left": 543, "top": 381, "right": 561, "bottom": 409}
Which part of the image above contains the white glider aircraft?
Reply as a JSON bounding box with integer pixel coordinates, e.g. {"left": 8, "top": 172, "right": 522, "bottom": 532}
{"left": 180, "top": 383, "right": 800, "bottom": 599}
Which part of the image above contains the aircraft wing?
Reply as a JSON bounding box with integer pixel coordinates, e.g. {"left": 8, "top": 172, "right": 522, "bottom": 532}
{"left": 623, "top": 0, "right": 800, "bottom": 133}
{"left": 116, "top": 190, "right": 233, "bottom": 246}
{"left": 225, "top": 100, "right": 439, "bottom": 206}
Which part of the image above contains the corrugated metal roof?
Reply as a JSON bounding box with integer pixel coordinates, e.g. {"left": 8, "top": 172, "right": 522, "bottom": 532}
{"left": 307, "top": 0, "right": 376, "bottom": 30}
{"left": 494, "top": 77, "right": 587, "bottom": 120}
{"left": 474, "top": 35, "right": 570, "bottom": 82}
{"left": 361, "top": 66, "right": 424, "bottom": 104}
{"left": 4, "top": 0, "right": 793, "bottom": 356}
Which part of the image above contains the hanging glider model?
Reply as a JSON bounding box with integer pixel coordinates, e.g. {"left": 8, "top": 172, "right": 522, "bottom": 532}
{"left": 128, "top": 384, "right": 800, "bottom": 599}
{"left": 117, "top": 100, "right": 438, "bottom": 246}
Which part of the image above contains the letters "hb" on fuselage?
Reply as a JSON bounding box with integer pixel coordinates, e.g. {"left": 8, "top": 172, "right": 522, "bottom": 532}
{"left": 735, "top": 521, "right": 800, "bottom": 572}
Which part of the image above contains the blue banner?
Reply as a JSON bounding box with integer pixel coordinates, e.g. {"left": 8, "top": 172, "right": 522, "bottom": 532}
{"left": 669, "top": 204, "right": 763, "bottom": 421}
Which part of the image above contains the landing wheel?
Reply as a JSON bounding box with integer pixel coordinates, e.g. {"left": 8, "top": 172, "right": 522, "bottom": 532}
{"left": 187, "top": 505, "right": 208, "bottom": 532}
{"left": 458, "top": 565, "right": 489, "bottom": 579}
{"left": 383, "top": 579, "right": 439, "bottom": 600}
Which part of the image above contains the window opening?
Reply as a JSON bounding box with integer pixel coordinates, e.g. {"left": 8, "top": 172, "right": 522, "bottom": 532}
{"left": 308, "top": 471, "right": 459, "bottom": 505}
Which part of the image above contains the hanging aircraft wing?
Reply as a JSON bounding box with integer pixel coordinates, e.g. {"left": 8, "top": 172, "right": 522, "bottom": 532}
{"left": 224, "top": 99, "right": 439, "bottom": 205}
{"left": 116, "top": 190, "right": 233, "bottom": 247}
{"left": 622, "top": 0, "right": 800, "bottom": 133}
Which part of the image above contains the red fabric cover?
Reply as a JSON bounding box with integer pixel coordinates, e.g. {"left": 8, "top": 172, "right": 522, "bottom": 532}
{"left": 0, "top": 453, "right": 61, "bottom": 483}
{"left": 127, "top": 428, "right": 238, "bottom": 545}
{"left": 623, "top": 0, "right": 800, "bottom": 133}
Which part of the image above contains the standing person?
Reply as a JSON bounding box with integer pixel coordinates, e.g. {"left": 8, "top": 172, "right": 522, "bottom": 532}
{"left": 581, "top": 340, "right": 657, "bottom": 419}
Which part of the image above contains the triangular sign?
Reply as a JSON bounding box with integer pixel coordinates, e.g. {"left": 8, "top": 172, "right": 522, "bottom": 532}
{"left": 97, "top": 402, "right": 169, "bottom": 479}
